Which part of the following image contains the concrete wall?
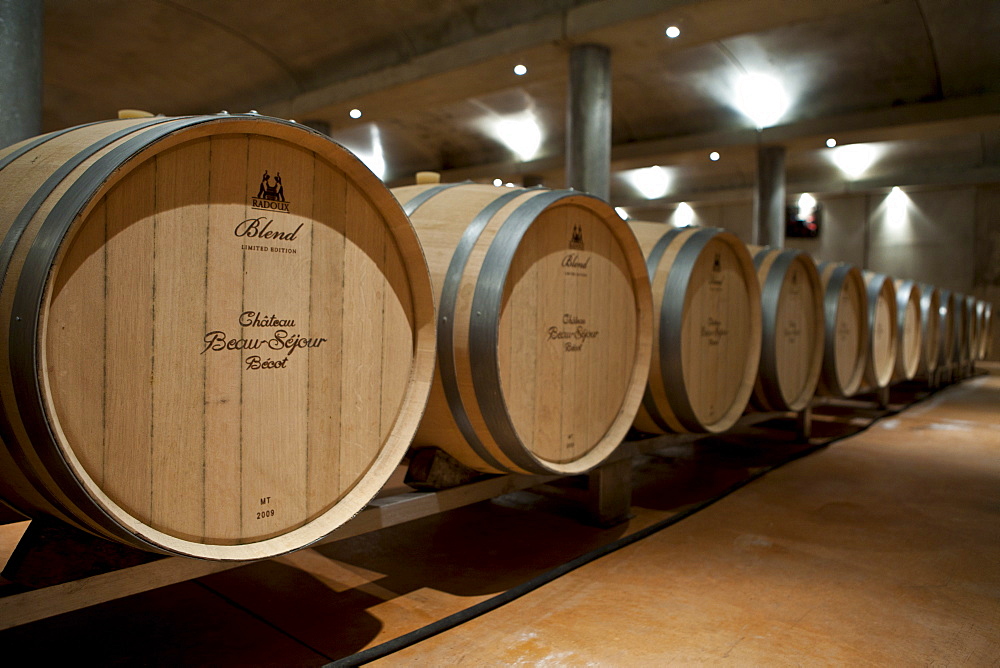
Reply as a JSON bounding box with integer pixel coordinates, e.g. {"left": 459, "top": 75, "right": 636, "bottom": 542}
{"left": 681, "top": 183, "right": 1000, "bottom": 360}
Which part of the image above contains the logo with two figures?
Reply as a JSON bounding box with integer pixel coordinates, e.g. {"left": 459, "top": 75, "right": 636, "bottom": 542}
{"left": 251, "top": 170, "right": 290, "bottom": 212}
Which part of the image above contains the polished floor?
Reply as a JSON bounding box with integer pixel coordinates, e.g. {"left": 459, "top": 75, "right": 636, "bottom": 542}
{"left": 1, "top": 373, "right": 998, "bottom": 666}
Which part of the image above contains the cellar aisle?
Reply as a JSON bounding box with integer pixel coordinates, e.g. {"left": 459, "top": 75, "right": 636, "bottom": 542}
{"left": 1, "top": 375, "right": 997, "bottom": 666}
{"left": 375, "top": 374, "right": 1000, "bottom": 666}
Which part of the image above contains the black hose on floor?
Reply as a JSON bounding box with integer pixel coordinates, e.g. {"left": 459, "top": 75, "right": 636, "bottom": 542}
{"left": 325, "top": 385, "right": 941, "bottom": 667}
{"left": 325, "top": 446, "right": 825, "bottom": 666}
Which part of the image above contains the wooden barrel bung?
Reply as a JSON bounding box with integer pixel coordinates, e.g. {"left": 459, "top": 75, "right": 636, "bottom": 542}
{"left": 917, "top": 283, "right": 941, "bottom": 377}
{"left": 392, "top": 183, "right": 652, "bottom": 475}
{"left": 748, "top": 246, "right": 824, "bottom": 412}
{"left": 0, "top": 115, "right": 436, "bottom": 559}
{"left": 862, "top": 272, "right": 898, "bottom": 389}
{"left": 937, "top": 290, "right": 957, "bottom": 370}
{"left": 892, "top": 280, "right": 922, "bottom": 382}
{"left": 628, "top": 224, "right": 762, "bottom": 434}
{"left": 816, "top": 262, "right": 868, "bottom": 397}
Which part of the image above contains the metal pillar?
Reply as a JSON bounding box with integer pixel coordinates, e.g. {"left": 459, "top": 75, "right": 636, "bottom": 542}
{"left": 566, "top": 44, "right": 611, "bottom": 201}
{"left": 0, "top": 0, "right": 43, "bottom": 148}
{"left": 753, "top": 144, "right": 786, "bottom": 248}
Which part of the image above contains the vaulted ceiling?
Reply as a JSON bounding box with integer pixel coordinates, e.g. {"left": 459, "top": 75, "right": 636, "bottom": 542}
{"left": 43, "top": 0, "right": 1000, "bottom": 219}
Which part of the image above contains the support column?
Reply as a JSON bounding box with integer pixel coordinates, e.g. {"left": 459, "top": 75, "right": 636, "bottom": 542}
{"left": 0, "top": 0, "right": 43, "bottom": 148}
{"left": 566, "top": 44, "right": 611, "bottom": 202}
{"left": 753, "top": 144, "right": 786, "bottom": 247}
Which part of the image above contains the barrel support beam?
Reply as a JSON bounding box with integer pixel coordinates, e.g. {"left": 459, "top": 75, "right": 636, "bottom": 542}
{"left": 0, "top": 0, "right": 43, "bottom": 148}
{"left": 566, "top": 43, "right": 612, "bottom": 201}
{"left": 586, "top": 455, "right": 633, "bottom": 527}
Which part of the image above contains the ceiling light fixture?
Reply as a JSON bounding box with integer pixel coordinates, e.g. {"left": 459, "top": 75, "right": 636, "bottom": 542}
{"left": 493, "top": 178, "right": 503, "bottom": 186}
{"left": 493, "top": 113, "right": 543, "bottom": 162}
{"left": 886, "top": 186, "right": 908, "bottom": 230}
{"left": 709, "top": 151, "right": 720, "bottom": 161}
{"left": 673, "top": 202, "right": 695, "bottom": 228}
{"left": 627, "top": 165, "right": 672, "bottom": 200}
{"left": 513, "top": 64, "right": 527, "bottom": 76}
{"left": 665, "top": 26, "right": 680, "bottom": 38}
{"left": 826, "top": 138, "right": 837, "bottom": 148}
{"left": 614, "top": 207, "right": 629, "bottom": 220}
{"left": 349, "top": 108, "right": 362, "bottom": 119}
{"left": 830, "top": 143, "right": 877, "bottom": 179}
{"left": 735, "top": 73, "right": 789, "bottom": 128}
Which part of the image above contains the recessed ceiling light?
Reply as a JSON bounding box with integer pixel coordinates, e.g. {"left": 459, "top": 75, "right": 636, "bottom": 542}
{"left": 826, "top": 138, "right": 837, "bottom": 148}
{"left": 349, "top": 108, "right": 362, "bottom": 119}
{"left": 665, "top": 26, "right": 680, "bottom": 38}
{"left": 830, "top": 143, "right": 877, "bottom": 178}
{"left": 735, "top": 73, "right": 789, "bottom": 128}
{"left": 626, "top": 165, "right": 672, "bottom": 200}
{"left": 493, "top": 114, "right": 543, "bottom": 162}
{"left": 513, "top": 64, "right": 527, "bottom": 76}
{"left": 709, "top": 151, "right": 720, "bottom": 161}
{"left": 493, "top": 178, "right": 503, "bottom": 186}
{"left": 674, "top": 202, "right": 694, "bottom": 228}
{"left": 886, "top": 186, "right": 908, "bottom": 230}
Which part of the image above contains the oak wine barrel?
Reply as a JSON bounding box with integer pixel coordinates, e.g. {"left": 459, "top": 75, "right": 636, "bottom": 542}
{"left": 963, "top": 295, "right": 978, "bottom": 365}
{"left": 0, "top": 115, "right": 437, "bottom": 559}
{"left": 953, "top": 292, "right": 971, "bottom": 367}
{"left": 979, "top": 301, "right": 993, "bottom": 360}
{"left": 916, "top": 283, "right": 941, "bottom": 377}
{"left": 892, "top": 280, "right": 922, "bottom": 382}
{"left": 937, "top": 290, "right": 957, "bottom": 371}
{"left": 392, "top": 183, "right": 652, "bottom": 475}
{"left": 748, "top": 246, "right": 824, "bottom": 412}
{"left": 973, "top": 299, "right": 986, "bottom": 361}
{"left": 816, "top": 262, "right": 868, "bottom": 397}
{"left": 629, "top": 224, "right": 761, "bottom": 434}
{"left": 862, "top": 272, "right": 898, "bottom": 389}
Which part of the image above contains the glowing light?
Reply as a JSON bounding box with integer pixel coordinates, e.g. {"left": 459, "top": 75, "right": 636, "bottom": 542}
{"left": 347, "top": 125, "right": 386, "bottom": 179}
{"left": 797, "top": 193, "right": 817, "bottom": 219}
{"left": 735, "top": 73, "right": 789, "bottom": 128}
{"left": 626, "top": 165, "right": 671, "bottom": 200}
{"left": 513, "top": 64, "right": 527, "bottom": 76}
{"left": 349, "top": 108, "right": 362, "bottom": 119}
{"left": 493, "top": 113, "right": 542, "bottom": 162}
{"left": 673, "top": 202, "right": 695, "bottom": 228}
{"left": 615, "top": 207, "right": 629, "bottom": 220}
{"left": 665, "top": 26, "right": 680, "bottom": 38}
{"left": 505, "top": 182, "right": 516, "bottom": 188}
{"left": 831, "top": 143, "right": 876, "bottom": 178}
{"left": 493, "top": 178, "right": 503, "bottom": 186}
{"left": 709, "top": 151, "right": 720, "bottom": 161}
{"left": 826, "top": 137, "right": 837, "bottom": 148}
{"left": 886, "top": 186, "right": 908, "bottom": 231}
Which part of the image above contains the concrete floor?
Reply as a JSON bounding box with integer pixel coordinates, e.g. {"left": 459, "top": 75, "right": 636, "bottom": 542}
{"left": 0, "top": 374, "right": 997, "bottom": 666}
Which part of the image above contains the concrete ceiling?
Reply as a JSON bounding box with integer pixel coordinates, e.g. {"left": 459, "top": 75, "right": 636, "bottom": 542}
{"left": 42, "top": 0, "right": 1000, "bottom": 219}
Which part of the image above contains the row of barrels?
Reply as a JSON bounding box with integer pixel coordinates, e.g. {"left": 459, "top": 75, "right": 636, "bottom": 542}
{"left": 0, "top": 115, "right": 992, "bottom": 561}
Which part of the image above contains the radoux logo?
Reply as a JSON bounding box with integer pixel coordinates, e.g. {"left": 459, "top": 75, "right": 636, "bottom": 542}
{"left": 251, "top": 170, "right": 290, "bottom": 212}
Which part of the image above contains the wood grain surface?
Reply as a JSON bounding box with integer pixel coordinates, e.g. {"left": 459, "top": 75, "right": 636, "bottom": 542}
{"left": 750, "top": 247, "right": 824, "bottom": 412}
{"left": 0, "top": 116, "right": 436, "bottom": 559}
{"left": 629, "top": 223, "right": 761, "bottom": 434}
{"left": 816, "top": 262, "right": 867, "bottom": 398}
{"left": 393, "top": 184, "right": 652, "bottom": 475}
